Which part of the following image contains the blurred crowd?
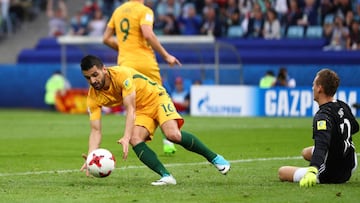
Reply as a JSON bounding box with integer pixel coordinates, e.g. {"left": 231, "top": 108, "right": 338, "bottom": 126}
{"left": 0, "top": 0, "right": 45, "bottom": 37}
{"left": 46, "top": 0, "right": 360, "bottom": 51}
{"left": 1, "top": 0, "right": 360, "bottom": 50}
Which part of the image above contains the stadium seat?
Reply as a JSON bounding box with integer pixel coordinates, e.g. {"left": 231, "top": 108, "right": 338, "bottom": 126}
{"left": 227, "top": 25, "right": 244, "bottom": 37}
{"left": 305, "top": 26, "right": 323, "bottom": 38}
{"left": 324, "top": 14, "right": 334, "bottom": 24}
{"left": 286, "top": 26, "right": 305, "bottom": 38}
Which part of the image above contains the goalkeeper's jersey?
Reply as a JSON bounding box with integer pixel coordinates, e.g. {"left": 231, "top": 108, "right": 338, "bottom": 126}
{"left": 311, "top": 100, "right": 359, "bottom": 183}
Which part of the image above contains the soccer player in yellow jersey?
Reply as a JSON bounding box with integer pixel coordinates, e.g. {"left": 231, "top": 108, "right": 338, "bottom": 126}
{"left": 103, "top": 0, "right": 181, "bottom": 154}
{"left": 79, "top": 55, "right": 230, "bottom": 185}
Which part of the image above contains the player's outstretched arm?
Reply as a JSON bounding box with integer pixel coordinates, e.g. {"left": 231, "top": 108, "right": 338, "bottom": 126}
{"left": 117, "top": 92, "right": 136, "bottom": 160}
{"left": 141, "top": 25, "right": 181, "bottom": 67}
{"left": 80, "top": 119, "right": 102, "bottom": 176}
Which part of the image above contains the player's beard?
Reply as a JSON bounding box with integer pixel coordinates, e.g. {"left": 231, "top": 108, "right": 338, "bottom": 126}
{"left": 91, "top": 75, "right": 106, "bottom": 90}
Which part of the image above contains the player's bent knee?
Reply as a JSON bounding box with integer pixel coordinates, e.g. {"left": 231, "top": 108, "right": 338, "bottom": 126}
{"left": 302, "top": 146, "right": 313, "bottom": 161}
{"left": 129, "top": 135, "right": 147, "bottom": 146}
{"left": 164, "top": 131, "right": 182, "bottom": 143}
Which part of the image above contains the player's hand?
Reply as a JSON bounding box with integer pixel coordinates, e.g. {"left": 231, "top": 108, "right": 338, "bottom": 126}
{"left": 299, "top": 166, "right": 318, "bottom": 187}
{"left": 80, "top": 153, "right": 90, "bottom": 176}
{"left": 117, "top": 137, "right": 130, "bottom": 160}
{"left": 165, "top": 55, "right": 182, "bottom": 67}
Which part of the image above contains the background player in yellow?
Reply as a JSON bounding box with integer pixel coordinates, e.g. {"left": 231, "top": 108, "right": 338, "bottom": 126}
{"left": 103, "top": 0, "right": 181, "bottom": 154}
{"left": 79, "top": 55, "right": 230, "bottom": 185}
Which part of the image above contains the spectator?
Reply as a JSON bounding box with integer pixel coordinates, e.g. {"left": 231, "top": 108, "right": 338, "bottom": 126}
{"left": 262, "top": 0, "right": 272, "bottom": 13}
{"left": 323, "top": 14, "right": 349, "bottom": 51}
{"left": 344, "top": 10, "right": 354, "bottom": 28}
{"left": 202, "top": 0, "right": 219, "bottom": 16}
{"left": 156, "top": 0, "right": 181, "bottom": 30}
{"left": 47, "top": 0, "right": 67, "bottom": 37}
{"left": 225, "top": 0, "right": 242, "bottom": 29}
{"left": 323, "top": 14, "right": 334, "bottom": 44}
{"left": 238, "top": 0, "right": 255, "bottom": 17}
{"left": 263, "top": 8, "right": 281, "bottom": 39}
{"left": 177, "top": 2, "right": 202, "bottom": 35}
{"left": 44, "top": 70, "right": 71, "bottom": 111}
{"left": 161, "top": 13, "right": 180, "bottom": 35}
{"left": 346, "top": 20, "right": 360, "bottom": 50}
{"left": 273, "top": 0, "right": 288, "bottom": 18}
{"left": 81, "top": 0, "right": 100, "bottom": 19}
{"left": 273, "top": 71, "right": 288, "bottom": 87}
{"left": 259, "top": 70, "right": 276, "bottom": 88}
{"left": 87, "top": 9, "right": 107, "bottom": 36}
{"left": 228, "top": 8, "right": 242, "bottom": 26}
{"left": 282, "top": 67, "right": 296, "bottom": 87}
{"left": 1, "top": 0, "right": 12, "bottom": 36}
{"left": 171, "top": 77, "right": 190, "bottom": 114}
{"left": 200, "top": 5, "right": 223, "bottom": 37}
{"left": 333, "top": 0, "right": 352, "bottom": 20}
{"left": 320, "top": 0, "right": 335, "bottom": 24}
{"left": 298, "top": 0, "right": 319, "bottom": 27}
{"left": 243, "top": 3, "right": 264, "bottom": 38}
{"left": 184, "top": 0, "right": 205, "bottom": 15}
{"left": 282, "top": 0, "right": 303, "bottom": 36}
{"left": 274, "top": 67, "right": 296, "bottom": 87}
{"left": 225, "top": 0, "right": 240, "bottom": 21}
{"left": 68, "top": 11, "right": 87, "bottom": 36}
{"left": 354, "top": 1, "right": 360, "bottom": 21}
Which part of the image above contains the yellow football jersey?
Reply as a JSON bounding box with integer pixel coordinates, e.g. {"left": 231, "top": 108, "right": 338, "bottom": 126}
{"left": 107, "top": 1, "right": 161, "bottom": 83}
{"left": 87, "top": 66, "right": 165, "bottom": 121}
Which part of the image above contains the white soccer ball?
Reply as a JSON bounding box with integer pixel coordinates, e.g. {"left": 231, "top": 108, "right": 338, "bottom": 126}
{"left": 86, "top": 148, "right": 116, "bottom": 178}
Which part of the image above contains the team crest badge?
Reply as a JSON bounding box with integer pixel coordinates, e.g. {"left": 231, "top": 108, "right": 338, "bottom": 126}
{"left": 123, "top": 78, "right": 132, "bottom": 90}
{"left": 317, "top": 120, "right": 327, "bottom": 130}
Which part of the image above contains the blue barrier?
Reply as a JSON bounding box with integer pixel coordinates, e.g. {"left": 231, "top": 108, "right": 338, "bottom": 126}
{"left": 0, "top": 64, "right": 359, "bottom": 108}
{"left": 4, "top": 37, "right": 360, "bottom": 108}
{"left": 17, "top": 37, "right": 360, "bottom": 65}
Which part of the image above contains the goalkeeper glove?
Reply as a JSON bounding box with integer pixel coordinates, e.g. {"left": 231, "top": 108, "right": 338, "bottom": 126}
{"left": 299, "top": 166, "right": 318, "bottom": 187}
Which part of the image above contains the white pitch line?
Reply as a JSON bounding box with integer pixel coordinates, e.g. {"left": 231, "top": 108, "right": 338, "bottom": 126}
{"left": 0, "top": 154, "right": 358, "bottom": 177}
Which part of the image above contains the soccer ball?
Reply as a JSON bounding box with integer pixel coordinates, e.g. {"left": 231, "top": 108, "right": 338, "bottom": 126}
{"left": 86, "top": 148, "right": 116, "bottom": 178}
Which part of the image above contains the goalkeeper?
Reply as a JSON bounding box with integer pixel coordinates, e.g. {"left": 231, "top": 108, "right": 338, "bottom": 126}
{"left": 278, "top": 69, "right": 359, "bottom": 187}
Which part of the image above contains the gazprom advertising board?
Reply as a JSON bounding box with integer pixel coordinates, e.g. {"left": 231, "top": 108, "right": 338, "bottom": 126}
{"left": 190, "top": 86, "right": 359, "bottom": 117}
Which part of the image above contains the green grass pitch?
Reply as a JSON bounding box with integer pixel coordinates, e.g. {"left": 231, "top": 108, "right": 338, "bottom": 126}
{"left": 0, "top": 109, "right": 359, "bottom": 203}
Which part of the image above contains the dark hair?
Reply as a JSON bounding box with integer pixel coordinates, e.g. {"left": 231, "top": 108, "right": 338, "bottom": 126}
{"left": 316, "top": 69, "right": 340, "bottom": 96}
{"left": 80, "top": 55, "right": 104, "bottom": 71}
{"left": 267, "top": 8, "right": 278, "bottom": 19}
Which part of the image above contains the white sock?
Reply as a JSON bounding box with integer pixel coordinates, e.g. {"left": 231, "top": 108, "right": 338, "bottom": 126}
{"left": 163, "top": 138, "right": 174, "bottom": 146}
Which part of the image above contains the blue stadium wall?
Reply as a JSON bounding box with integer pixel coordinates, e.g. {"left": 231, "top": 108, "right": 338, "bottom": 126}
{"left": 2, "top": 38, "right": 360, "bottom": 109}
{"left": 0, "top": 63, "right": 359, "bottom": 109}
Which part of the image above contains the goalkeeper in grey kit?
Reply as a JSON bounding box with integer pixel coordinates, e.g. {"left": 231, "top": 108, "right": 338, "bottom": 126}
{"left": 278, "top": 68, "right": 359, "bottom": 187}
